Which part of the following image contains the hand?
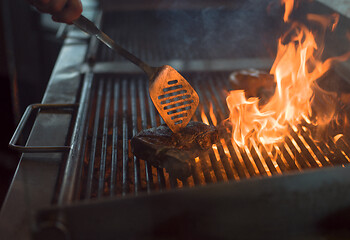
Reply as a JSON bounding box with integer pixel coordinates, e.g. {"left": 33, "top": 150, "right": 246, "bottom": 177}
{"left": 27, "top": 0, "right": 82, "bottom": 24}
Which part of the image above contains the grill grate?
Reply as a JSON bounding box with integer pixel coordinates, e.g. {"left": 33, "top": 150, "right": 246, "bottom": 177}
{"left": 74, "top": 72, "right": 350, "bottom": 200}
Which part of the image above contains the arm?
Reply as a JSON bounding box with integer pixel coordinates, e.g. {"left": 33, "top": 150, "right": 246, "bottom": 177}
{"left": 26, "top": 0, "right": 82, "bottom": 24}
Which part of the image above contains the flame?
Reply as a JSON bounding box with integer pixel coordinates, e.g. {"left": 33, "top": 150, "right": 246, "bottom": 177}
{"left": 334, "top": 134, "right": 343, "bottom": 143}
{"left": 195, "top": 157, "right": 200, "bottom": 163}
{"left": 281, "top": 0, "right": 294, "bottom": 22}
{"left": 209, "top": 103, "right": 218, "bottom": 126}
{"left": 307, "top": 13, "right": 339, "bottom": 32}
{"left": 226, "top": 0, "right": 350, "bottom": 147}
{"left": 201, "top": 107, "right": 210, "bottom": 125}
{"left": 200, "top": 103, "right": 218, "bottom": 126}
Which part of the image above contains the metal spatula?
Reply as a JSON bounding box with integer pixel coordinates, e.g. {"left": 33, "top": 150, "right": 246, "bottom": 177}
{"left": 73, "top": 15, "right": 199, "bottom": 133}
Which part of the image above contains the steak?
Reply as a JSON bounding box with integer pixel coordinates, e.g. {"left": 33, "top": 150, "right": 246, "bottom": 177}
{"left": 131, "top": 121, "right": 219, "bottom": 180}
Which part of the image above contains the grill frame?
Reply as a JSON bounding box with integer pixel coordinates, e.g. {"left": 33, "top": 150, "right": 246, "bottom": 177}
{"left": 2, "top": 1, "right": 350, "bottom": 239}
{"left": 36, "top": 164, "right": 350, "bottom": 240}
{"left": 55, "top": 71, "right": 350, "bottom": 203}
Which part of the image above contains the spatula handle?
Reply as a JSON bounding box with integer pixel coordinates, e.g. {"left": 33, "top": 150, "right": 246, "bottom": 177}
{"left": 73, "top": 15, "right": 155, "bottom": 76}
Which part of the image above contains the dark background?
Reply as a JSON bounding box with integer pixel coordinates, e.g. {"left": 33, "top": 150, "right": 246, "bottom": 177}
{"left": 0, "top": 0, "right": 62, "bottom": 208}
{"left": 0, "top": 15, "right": 17, "bottom": 208}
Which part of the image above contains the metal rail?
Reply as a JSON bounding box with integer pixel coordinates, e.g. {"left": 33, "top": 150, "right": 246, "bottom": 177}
{"left": 57, "top": 73, "right": 94, "bottom": 205}
{"left": 9, "top": 103, "right": 78, "bottom": 153}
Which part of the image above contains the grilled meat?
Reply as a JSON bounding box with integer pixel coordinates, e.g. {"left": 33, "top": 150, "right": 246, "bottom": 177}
{"left": 131, "top": 121, "right": 219, "bottom": 180}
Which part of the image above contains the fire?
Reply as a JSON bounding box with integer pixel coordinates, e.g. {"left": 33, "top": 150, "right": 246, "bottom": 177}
{"left": 334, "top": 134, "right": 343, "bottom": 143}
{"left": 201, "top": 107, "right": 210, "bottom": 125}
{"left": 200, "top": 103, "right": 218, "bottom": 126}
{"left": 281, "top": 0, "right": 294, "bottom": 22}
{"left": 209, "top": 103, "right": 218, "bottom": 126}
{"left": 226, "top": 0, "right": 350, "bottom": 147}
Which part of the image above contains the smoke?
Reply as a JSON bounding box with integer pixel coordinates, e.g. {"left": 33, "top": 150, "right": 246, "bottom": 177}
{"left": 152, "top": 0, "right": 283, "bottom": 59}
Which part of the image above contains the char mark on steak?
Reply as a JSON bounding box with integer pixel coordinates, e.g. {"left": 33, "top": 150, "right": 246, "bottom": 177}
{"left": 131, "top": 122, "right": 219, "bottom": 180}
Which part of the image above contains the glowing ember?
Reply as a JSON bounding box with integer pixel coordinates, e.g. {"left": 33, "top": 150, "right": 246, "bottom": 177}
{"left": 226, "top": 0, "right": 350, "bottom": 147}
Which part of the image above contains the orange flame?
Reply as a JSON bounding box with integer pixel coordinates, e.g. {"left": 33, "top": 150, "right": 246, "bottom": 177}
{"left": 200, "top": 103, "right": 218, "bottom": 126}
{"left": 281, "top": 0, "right": 294, "bottom": 22}
{"left": 226, "top": 0, "right": 350, "bottom": 147}
{"left": 209, "top": 103, "right": 218, "bottom": 126}
{"left": 307, "top": 13, "right": 339, "bottom": 32}
{"left": 201, "top": 107, "right": 210, "bottom": 125}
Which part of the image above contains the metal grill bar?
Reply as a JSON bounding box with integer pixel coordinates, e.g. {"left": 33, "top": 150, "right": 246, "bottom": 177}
{"left": 297, "top": 125, "right": 330, "bottom": 167}
{"left": 288, "top": 124, "right": 321, "bottom": 168}
{"left": 336, "top": 137, "right": 350, "bottom": 159}
{"left": 131, "top": 79, "right": 141, "bottom": 194}
{"left": 328, "top": 137, "right": 349, "bottom": 164}
{"left": 85, "top": 80, "right": 104, "bottom": 198}
{"left": 279, "top": 142, "right": 301, "bottom": 170}
{"left": 122, "top": 80, "right": 130, "bottom": 195}
{"left": 248, "top": 139, "right": 268, "bottom": 176}
{"left": 145, "top": 80, "right": 167, "bottom": 190}
{"left": 98, "top": 79, "right": 112, "bottom": 197}
{"left": 139, "top": 79, "right": 154, "bottom": 192}
{"left": 110, "top": 81, "right": 120, "bottom": 196}
{"left": 74, "top": 72, "right": 350, "bottom": 200}
{"left": 226, "top": 139, "right": 249, "bottom": 179}
{"left": 215, "top": 143, "right": 235, "bottom": 180}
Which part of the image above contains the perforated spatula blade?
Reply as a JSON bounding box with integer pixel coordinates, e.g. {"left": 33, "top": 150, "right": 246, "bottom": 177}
{"left": 149, "top": 65, "right": 199, "bottom": 132}
{"left": 73, "top": 15, "right": 199, "bottom": 132}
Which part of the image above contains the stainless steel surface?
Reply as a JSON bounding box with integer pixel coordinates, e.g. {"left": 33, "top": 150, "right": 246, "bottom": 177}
{"left": 57, "top": 73, "right": 94, "bottom": 205}
{"left": 317, "top": 0, "right": 350, "bottom": 18}
{"left": 9, "top": 104, "right": 77, "bottom": 153}
{"left": 0, "top": 10, "right": 98, "bottom": 239}
{"left": 86, "top": 58, "right": 275, "bottom": 74}
{"left": 36, "top": 165, "right": 350, "bottom": 240}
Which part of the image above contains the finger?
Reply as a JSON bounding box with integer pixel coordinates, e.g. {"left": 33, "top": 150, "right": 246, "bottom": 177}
{"left": 52, "top": 0, "right": 82, "bottom": 24}
{"left": 33, "top": 0, "right": 68, "bottom": 14}
{"left": 49, "top": 0, "right": 67, "bottom": 14}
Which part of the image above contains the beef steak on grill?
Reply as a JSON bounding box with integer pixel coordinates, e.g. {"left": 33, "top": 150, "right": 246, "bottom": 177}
{"left": 131, "top": 121, "right": 219, "bottom": 180}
